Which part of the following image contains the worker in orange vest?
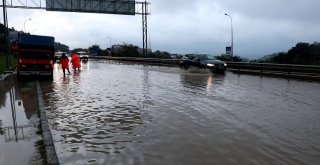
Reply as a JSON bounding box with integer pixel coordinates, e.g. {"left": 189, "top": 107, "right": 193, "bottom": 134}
{"left": 70, "top": 53, "right": 81, "bottom": 72}
{"left": 60, "top": 53, "right": 71, "bottom": 77}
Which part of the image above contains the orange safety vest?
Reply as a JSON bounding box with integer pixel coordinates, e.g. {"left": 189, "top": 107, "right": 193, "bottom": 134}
{"left": 60, "top": 58, "right": 69, "bottom": 69}
{"left": 71, "top": 54, "right": 81, "bottom": 69}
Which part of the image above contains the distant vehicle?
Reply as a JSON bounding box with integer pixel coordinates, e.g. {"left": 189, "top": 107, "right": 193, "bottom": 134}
{"left": 17, "top": 34, "right": 55, "bottom": 80}
{"left": 77, "top": 51, "right": 89, "bottom": 61}
{"left": 179, "top": 54, "right": 227, "bottom": 73}
{"left": 54, "top": 51, "right": 67, "bottom": 62}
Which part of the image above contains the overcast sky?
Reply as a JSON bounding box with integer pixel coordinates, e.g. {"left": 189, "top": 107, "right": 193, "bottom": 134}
{"left": 3, "top": 0, "right": 320, "bottom": 59}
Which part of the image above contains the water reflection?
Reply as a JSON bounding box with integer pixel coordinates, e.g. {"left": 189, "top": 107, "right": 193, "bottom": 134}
{"left": 0, "top": 76, "right": 42, "bottom": 164}
{"left": 206, "top": 75, "right": 215, "bottom": 95}
{"left": 0, "top": 78, "right": 10, "bottom": 108}
{"left": 2, "top": 78, "right": 38, "bottom": 142}
{"left": 179, "top": 72, "right": 225, "bottom": 96}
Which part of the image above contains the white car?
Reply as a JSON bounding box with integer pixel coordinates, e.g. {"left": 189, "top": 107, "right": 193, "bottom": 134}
{"left": 77, "top": 51, "right": 89, "bottom": 61}
{"left": 54, "top": 51, "right": 67, "bottom": 62}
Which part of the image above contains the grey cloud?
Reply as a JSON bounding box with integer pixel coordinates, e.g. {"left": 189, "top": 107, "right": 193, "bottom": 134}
{"left": 5, "top": 0, "right": 320, "bottom": 59}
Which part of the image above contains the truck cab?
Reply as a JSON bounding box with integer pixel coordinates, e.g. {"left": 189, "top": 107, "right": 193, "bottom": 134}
{"left": 17, "top": 34, "right": 55, "bottom": 81}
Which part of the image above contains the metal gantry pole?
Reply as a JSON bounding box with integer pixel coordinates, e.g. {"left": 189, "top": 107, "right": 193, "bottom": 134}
{"left": 142, "top": 1, "right": 148, "bottom": 57}
{"left": 144, "top": 1, "right": 148, "bottom": 55}
{"left": 2, "top": 0, "right": 10, "bottom": 68}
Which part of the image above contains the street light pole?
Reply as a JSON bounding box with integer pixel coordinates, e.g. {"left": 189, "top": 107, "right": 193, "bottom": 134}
{"left": 24, "top": 18, "right": 31, "bottom": 33}
{"left": 225, "top": 13, "right": 233, "bottom": 57}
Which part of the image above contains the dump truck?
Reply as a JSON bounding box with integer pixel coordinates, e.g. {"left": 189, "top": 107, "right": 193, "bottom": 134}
{"left": 16, "top": 34, "right": 55, "bottom": 80}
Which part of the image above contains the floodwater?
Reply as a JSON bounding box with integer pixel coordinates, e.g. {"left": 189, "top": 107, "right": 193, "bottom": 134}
{"left": 0, "top": 77, "right": 43, "bottom": 164}
{"left": 2, "top": 59, "right": 320, "bottom": 165}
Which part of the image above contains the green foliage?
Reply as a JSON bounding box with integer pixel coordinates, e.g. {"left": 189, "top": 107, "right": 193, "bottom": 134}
{"left": 88, "top": 44, "right": 102, "bottom": 56}
{"left": 100, "top": 49, "right": 110, "bottom": 56}
{"left": 215, "top": 54, "right": 249, "bottom": 62}
{"left": 111, "top": 44, "right": 140, "bottom": 57}
{"left": 88, "top": 44, "right": 101, "bottom": 50}
{"left": 149, "top": 50, "right": 172, "bottom": 59}
{"left": 55, "top": 42, "right": 69, "bottom": 53}
{"left": 0, "top": 54, "right": 17, "bottom": 74}
{"left": 110, "top": 44, "right": 173, "bottom": 59}
{"left": 258, "top": 42, "right": 320, "bottom": 65}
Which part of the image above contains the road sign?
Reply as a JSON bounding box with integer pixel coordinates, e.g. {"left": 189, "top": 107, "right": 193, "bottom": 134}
{"left": 226, "top": 46, "right": 232, "bottom": 55}
{"left": 46, "top": 0, "right": 136, "bottom": 15}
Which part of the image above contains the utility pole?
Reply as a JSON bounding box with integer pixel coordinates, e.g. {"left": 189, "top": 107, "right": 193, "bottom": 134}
{"left": 142, "top": 0, "right": 148, "bottom": 57}
{"left": 2, "top": 0, "right": 10, "bottom": 68}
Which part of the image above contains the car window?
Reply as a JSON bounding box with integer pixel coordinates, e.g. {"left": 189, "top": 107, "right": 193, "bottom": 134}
{"left": 199, "top": 55, "right": 217, "bottom": 60}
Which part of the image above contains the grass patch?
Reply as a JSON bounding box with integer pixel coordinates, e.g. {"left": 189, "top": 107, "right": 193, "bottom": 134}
{"left": 0, "top": 54, "right": 17, "bottom": 74}
{"left": 0, "top": 55, "right": 6, "bottom": 74}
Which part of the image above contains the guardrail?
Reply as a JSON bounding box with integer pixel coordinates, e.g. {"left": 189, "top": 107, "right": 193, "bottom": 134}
{"left": 226, "top": 62, "right": 320, "bottom": 80}
{"left": 89, "top": 56, "right": 181, "bottom": 66}
{"left": 89, "top": 56, "right": 320, "bottom": 81}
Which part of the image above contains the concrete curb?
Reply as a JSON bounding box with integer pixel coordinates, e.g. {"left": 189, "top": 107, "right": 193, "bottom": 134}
{"left": 36, "top": 82, "right": 60, "bottom": 165}
{"left": 0, "top": 71, "right": 14, "bottom": 81}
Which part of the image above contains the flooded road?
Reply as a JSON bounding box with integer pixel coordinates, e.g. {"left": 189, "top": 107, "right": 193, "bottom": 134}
{"left": 37, "top": 60, "right": 320, "bottom": 164}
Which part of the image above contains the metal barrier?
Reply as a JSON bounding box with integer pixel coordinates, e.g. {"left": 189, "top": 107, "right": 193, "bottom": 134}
{"left": 90, "top": 56, "right": 181, "bottom": 66}
{"left": 226, "top": 62, "right": 320, "bottom": 80}
{"left": 89, "top": 56, "right": 320, "bottom": 80}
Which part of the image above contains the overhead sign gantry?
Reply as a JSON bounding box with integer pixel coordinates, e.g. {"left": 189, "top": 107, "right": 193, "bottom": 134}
{"left": 1, "top": 0, "right": 149, "bottom": 14}
{"left": 46, "top": 0, "right": 136, "bottom": 15}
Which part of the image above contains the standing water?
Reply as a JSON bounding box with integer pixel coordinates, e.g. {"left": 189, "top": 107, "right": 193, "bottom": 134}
{"left": 39, "top": 60, "right": 320, "bottom": 165}
{"left": 0, "top": 77, "right": 43, "bottom": 164}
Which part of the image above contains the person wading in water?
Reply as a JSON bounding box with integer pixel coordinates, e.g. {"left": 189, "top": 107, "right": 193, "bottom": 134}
{"left": 70, "top": 53, "right": 81, "bottom": 72}
{"left": 60, "top": 53, "right": 71, "bottom": 77}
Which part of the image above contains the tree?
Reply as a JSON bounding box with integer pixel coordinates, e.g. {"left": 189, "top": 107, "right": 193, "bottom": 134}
{"left": 55, "top": 42, "right": 69, "bottom": 52}
{"left": 215, "top": 54, "right": 248, "bottom": 62}
{"left": 258, "top": 42, "right": 320, "bottom": 65}
{"left": 111, "top": 44, "right": 140, "bottom": 57}
{"left": 88, "top": 44, "right": 102, "bottom": 56}
{"left": 150, "top": 50, "right": 172, "bottom": 59}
